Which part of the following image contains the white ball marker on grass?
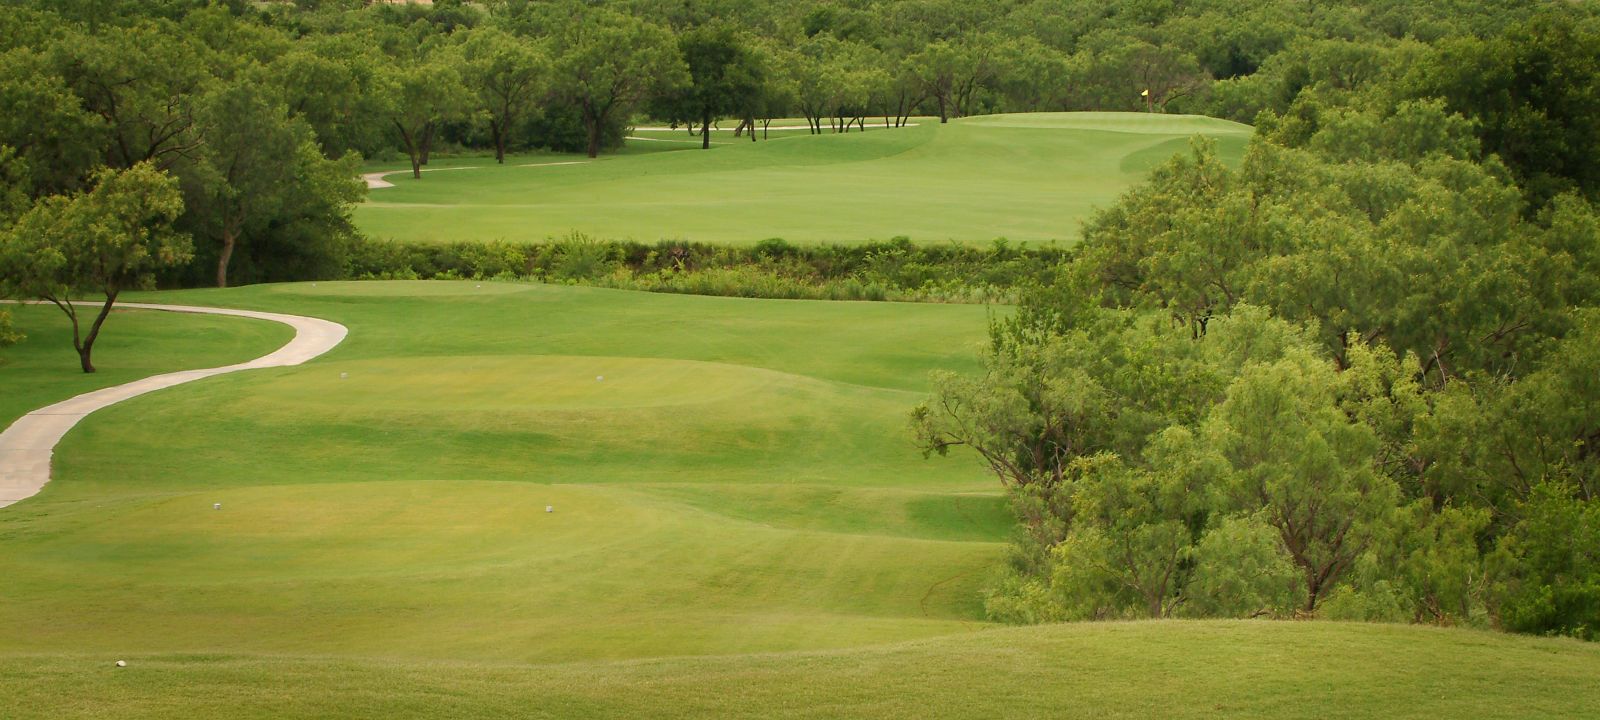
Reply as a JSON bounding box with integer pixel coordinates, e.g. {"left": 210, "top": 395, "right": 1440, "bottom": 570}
{"left": 596, "top": 375, "right": 604, "bottom": 382}
{"left": 213, "top": 503, "right": 221, "bottom": 510}
{"left": 340, "top": 372, "right": 349, "bottom": 379}
{"left": 546, "top": 506, "right": 554, "bottom": 513}
{"left": 115, "top": 660, "right": 126, "bottom": 668}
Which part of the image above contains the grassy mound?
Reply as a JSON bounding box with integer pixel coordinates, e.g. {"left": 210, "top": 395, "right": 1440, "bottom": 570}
{"left": 355, "top": 112, "right": 1251, "bottom": 246}
{"left": 0, "top": 282, "right": 1002, "bottom": 665}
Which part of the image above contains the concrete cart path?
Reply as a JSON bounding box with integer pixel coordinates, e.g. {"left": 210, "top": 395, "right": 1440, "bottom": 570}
{"left": 0, "top": 302, "right": 348, "bottom": 509}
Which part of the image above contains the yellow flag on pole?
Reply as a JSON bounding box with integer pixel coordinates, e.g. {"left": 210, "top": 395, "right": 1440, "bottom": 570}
{"left": 1141, "top": 89, "right": 1150, "bottom": 97}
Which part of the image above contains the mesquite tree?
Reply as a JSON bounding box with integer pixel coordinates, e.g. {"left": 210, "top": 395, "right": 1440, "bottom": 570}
{"left": 0, "top": 163, "right": 190, "bottom": 373}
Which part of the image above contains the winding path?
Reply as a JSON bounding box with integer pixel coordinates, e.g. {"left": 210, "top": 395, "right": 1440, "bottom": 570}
{"left": 0, "top": 303, "right": 347, "bottom": 509}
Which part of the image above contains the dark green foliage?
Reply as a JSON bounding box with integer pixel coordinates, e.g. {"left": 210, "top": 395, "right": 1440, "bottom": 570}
{"left": 917, "top": 10, "right": 1600, "bottom": 639}
{"left": 1401, "top": 16, "right": 1600, "bottom": 208}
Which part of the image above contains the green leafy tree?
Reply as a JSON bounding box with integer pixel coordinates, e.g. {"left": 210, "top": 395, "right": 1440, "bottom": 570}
{"left": 0, "top": 48, "right": 104, "bottom": 199}
{"left": 1493, "top": 482, "right": 1600, "bottom": 639}
{"left": 667, "top": 26, "right": 765, "bottom": 149}
{"left": 53, "top": 21, "right": 211, "bottom": 170}
{"left": 460, "top": 27, "right": 550, "bottom": 164}
{"left": 1185, "top": 515, "right": 1303, "bottom": 618}
{"left": 1403, "top": 15, "right": 1600, "bottom": 208}
{"left": 552, "top": 9, "right": 687, "bottom": 158}
{"left": 1049, "top": 429, "right": 1220, "bottom": 619}
{"left": 272, "top": 36, "right": 390, "bottom": 160}
{"left": 1208, "top": 350, "right": 1399, "bottom": 612}
{"left": 379, "top": 51, "right": 473, "bottom": 179}
{"left": 183, "top": 80, "right": 364, "bottom": 288}
{"left": 907, "top": 37, "right": 997, "bottom": 123}
{"left": 0, "top": 163, "right": 190, "bottom": 373}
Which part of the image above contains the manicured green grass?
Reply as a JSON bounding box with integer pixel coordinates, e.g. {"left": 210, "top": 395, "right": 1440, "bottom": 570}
{"left": 355, "top": 112, "right": 1251, "bottom": 246}
{"left": 1, "top": 281, "right": 1005, "bottom": 666}
{"left": 0, "top": 303, "right": 293, "bottom": 428}
{"left": 3, "top": 282, "right": 1593, "bottom": 717}
{"left": 2, "top": 621, "right": 1595, "bottom": 719}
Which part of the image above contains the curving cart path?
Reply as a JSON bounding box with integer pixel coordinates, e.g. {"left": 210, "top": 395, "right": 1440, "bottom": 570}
{"left": 0, "top": 303, "right": 347, "bottom": 509}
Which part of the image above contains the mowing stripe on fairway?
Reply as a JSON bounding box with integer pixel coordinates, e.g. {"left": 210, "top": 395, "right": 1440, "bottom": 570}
{"left": 0, "top": 303, "right": 347, "bottom": 508}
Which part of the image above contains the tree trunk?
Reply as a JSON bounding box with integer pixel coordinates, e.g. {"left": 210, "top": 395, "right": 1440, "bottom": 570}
{"left": 75, "top": 293, "right": 119, "bottom": 374}
{"left": 395, "top": 121, "right": 422, "bottom": 179}
{"left": 585, "top": 117, "right": 601, "bottom": 159}
{"left": 217, "top": 228, "right": 236, "bottom": 289}
{"left": 491, "top": 119, "right": 506, "bottom": 164}
{"left": 419, "top": 123, "right": 434, "bottom": 166}
{"left": 701, "top": 115, "right": 712, "bottom": 150}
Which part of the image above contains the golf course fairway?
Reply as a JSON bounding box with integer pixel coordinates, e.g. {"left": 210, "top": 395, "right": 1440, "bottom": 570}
{"left": 354, "top": 112, "right": 1252, "bottom": 246}
{"left": 2, "top": 282, "right": 1597, "bottom": 718}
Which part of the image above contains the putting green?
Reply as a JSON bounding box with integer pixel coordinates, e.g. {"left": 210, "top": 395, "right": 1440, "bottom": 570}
{"left": 354, "top": 112, "right": 1252, "bottom": 246}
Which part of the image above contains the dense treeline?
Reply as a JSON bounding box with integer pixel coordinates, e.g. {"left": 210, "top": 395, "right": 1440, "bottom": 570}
{"left": 915, "top": 12, "right": 1600, "bottom": 639}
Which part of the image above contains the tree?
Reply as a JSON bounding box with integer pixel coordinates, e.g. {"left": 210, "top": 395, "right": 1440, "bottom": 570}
{"left": 461, "top": 27, "right": 549, "bottom": 164}
{"left": 183, "top": 80, "right": 364, "bottom": 288}
{"left": 1207, "top": 350, "right": 1399, "bottom": 612}
{"left": 53, "top": 21, "right": 211, "bottom": 171}
{"left": 908, "top": 38, "right": 995, "bottom": 123}
{"left": 0, "top": 163, "right": 190, "bottom": 373}
{"left": 552, "top": 10, "right": 687, "bottom": 158}
{"left": 1048, "top": 433, "right": 1218, "bottom": 620}
{"left": 0, "top": 48, "right": 104, "bottom": 199}
{"left": 379, "top": 51, "right": 473, "bottom": 179}
{"left": 1404, "top": 16, "right": 1600, "bottom": 208}
{"left": 272, "top": 36, "right": 390, "bottom": 160}
{"left": 664, "top": 26, "right": 765, "bottom": 150}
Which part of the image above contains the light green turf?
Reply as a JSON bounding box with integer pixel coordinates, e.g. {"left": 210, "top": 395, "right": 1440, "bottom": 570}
{"left": 2, "top": 622, "right": 1596, "bottom": 719}
{"left": 0, "top": 281, "right": 1007, "bottom": 665}
{"left": 355, "top": 112, "right": 1251, "bottom": 246}
{"left": 0, "top": 303, "right": 293, "bottom": 428}
{"left": 3, "top": 281, "right": 1593, "bottom": 718}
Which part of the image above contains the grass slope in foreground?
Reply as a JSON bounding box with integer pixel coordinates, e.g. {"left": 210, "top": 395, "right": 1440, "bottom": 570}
{"left": 1, "top": 282, "right": 1595, "bottom": 717}
{"left": 2, "top": 622, "right": 1596, "bottom": 719}
{"left": 355, "top": 112, "right": 1252, "bottom": 247}
{"left": 1, "top": 281, "right": 1006, "bottom": 664}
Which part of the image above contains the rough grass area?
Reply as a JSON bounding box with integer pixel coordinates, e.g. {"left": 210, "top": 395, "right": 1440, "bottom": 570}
{"left": 2, "top": 621, "right": 1595, "bottom": 719}
{"left": 355, "top": 112, "right": 1251, "bottom": 246}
